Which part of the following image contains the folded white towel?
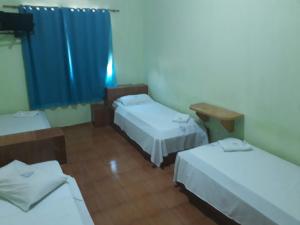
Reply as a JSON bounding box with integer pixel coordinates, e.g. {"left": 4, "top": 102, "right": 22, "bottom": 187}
{"left": 172, "top": 113, "right": 190, "bottom": 123}
{"left": 218, "top": 138, "right": 252, "bottom": 152}
{"left": 14, "top": 111, "right": 40, "bottom": 118}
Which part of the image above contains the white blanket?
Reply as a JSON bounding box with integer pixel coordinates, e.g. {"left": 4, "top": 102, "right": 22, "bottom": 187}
{"left": 114, "top": 101, "right": 208, "bottom": 166}
{"left": 0, "top": 161, "right": 94, "bottom": 225}
{"left": 0, "top": 111, "right": 50, "bottom": 136}
{"left": 174, "top": 138, "right": 300, "bottom": 225}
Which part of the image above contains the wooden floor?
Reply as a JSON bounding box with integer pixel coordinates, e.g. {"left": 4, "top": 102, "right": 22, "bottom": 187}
{"left": 61, "top": 123, "right": 218, "bottom": 225}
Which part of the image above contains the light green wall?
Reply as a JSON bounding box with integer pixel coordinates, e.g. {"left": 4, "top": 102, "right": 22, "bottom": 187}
{"left": 1, "top": 0, "right": 300, "bottom": 165}
{"left": 0, "top": 0, "right": 144, "bottom": 127}
{"left": 144, "top": 0, "right": 300, "bottom": 165}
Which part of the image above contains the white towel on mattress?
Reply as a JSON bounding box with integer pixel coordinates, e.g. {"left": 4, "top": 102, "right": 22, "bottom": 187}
{"left": 218, "top": 138, "right": 252, "bottom": 152}
{"left": 14, "top": 111, "right": 40, "bottom": 118}
{"left": 172, "top": 113, "right": 190, "bottom": 123}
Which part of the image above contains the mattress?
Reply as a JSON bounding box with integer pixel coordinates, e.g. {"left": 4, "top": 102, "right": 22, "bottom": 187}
{"left": 0, "top": 111, "right": 51, "bottom": 136}
{"left": 174, "top": 139, "right": 300, "bottom": 225}
{"left": 0, "top": 161, "right": 94, "bottom": 225}
{"left": 114, "top": 101, "right": 208, "bottom": 166}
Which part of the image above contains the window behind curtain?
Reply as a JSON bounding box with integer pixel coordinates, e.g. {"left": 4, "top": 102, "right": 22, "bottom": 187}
{"left": 21, "top": 6, "right": 116, "bottom": 110}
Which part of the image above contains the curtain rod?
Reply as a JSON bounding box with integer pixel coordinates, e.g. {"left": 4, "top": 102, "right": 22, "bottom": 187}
{"left": 2, "top": 4, "right": 120, "bottom": 13}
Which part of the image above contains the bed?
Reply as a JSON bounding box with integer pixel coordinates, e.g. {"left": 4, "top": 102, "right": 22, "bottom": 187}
{"left": 108, "top": 85, "right": 208, "bottom": 167}
{"left": 0, "top": 160, "right": 94, "bottom": 225}
{"left": 0, "top": 111, "right": 66, "bottom": 166}
{"left": 0, "top": 111, "right": 50, "bottom": 136}
{"left": 174, "top": 138, "right": 300, "bottom": 225}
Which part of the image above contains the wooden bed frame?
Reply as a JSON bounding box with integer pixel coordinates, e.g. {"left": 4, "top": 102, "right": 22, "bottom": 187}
{"left": 105, "top": 84, "right": 149, "bottom": 106}
{"left": 105, "top": 84, "right": 149, "bottom": 124}
{"left": 105, "top": 84, "right": 149, "bottom": 113}
{"left": 0, "top": 128, "right": 66, "bottom": 166}
{"left": 176, "top": 183, "right": 239, "bottom": 225}
{"left": 105, "top": 84, "right": 177, "bottom": 168}
{"left": 105, "top": 84, "right": 240, "bottom": 222}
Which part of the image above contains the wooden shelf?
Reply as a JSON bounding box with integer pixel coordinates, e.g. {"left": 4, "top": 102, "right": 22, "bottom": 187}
{"left": 190, "top": 103, "right": 243, "bottom": 132}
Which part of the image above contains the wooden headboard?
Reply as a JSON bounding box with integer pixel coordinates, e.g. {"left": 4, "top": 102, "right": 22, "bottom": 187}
{"left": 0, "top": 128, "right": 66, "bottom": 166}
{"left": 105, "top": 84, "right": 148, "bottom": 107}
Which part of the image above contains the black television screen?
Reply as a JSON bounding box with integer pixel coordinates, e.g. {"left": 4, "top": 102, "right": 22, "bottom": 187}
{"left": 0, "top": 11, "right": 33, "bottom": 32}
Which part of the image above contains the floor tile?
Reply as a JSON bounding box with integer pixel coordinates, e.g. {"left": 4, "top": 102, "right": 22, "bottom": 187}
{"left": 133, "top": 194, "right": 168, "bottom": 217}
{"left": 123, "top": 180, "right": 152, "bottom": 200}
{"left": 171, "top": 202, "right": 206, "bottom": 225}
{"left": 96, "top": 187, "right": 129, "bottom": 211}
{"left": 148, "top": 209, "right": 184, "bottom": 225}
{"left": 93, "top": 211, "right": 115, "bottom": 225}
{"left": 107, "top": 202, "right": 143, "bottom": 225}
{"left": 159, "top": 187, "right": 189, "bottom": 208}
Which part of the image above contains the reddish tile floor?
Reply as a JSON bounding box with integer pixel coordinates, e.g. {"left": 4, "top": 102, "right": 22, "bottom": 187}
{"left": 61, "top": 124, "right": 218, "bottom": 225}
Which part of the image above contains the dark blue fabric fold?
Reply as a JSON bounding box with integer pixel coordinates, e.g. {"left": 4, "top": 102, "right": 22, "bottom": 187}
{"left": 20, "top": 6, "right": 115, "bottom": 109}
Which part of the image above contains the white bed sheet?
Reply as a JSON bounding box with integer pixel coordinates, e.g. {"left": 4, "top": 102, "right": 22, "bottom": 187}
{"left": 0, "top": 161, "right": 94, "bottom": 225}
{"left": 0, "top": 111, "right": 51, "bottom": 136}
{"left": 174, "top": 139, "right": 300, "bottom": 225}
{"left": 114, "top": 101, "right": 208, "bottom": 167}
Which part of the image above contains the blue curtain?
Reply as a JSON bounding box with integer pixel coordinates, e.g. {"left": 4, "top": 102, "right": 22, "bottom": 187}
{"left": 20, "top": 6, "right": 116, "bottom": 109}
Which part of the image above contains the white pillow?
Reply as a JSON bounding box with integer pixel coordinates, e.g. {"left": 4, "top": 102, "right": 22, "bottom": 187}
{"left": 117, "top": 94, "right": 153, "bottom": 106}
{"left": 0, "top": 160, "right": 67, "bottom": 211}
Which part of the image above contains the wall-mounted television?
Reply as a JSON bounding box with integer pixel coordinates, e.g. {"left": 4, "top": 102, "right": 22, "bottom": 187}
{"left": 0, "top": 11, "right": 33, "bottom": 32}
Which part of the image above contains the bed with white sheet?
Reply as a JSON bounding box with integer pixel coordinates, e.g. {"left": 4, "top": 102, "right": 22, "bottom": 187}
{"left": 0, "top": 111, "right": 66, "bottom": 166}
{"left": 0, "top": 111, "right": 50, "bottom": 136}
{"left": 0, "top": 161, "right": 94, "bottom": 225}
{"left": 113, "top": 95, "right": 208, "bottom": 167}
{"left": 174, "top": 138, "right": 300, "bottom": 225}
